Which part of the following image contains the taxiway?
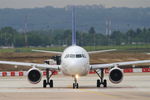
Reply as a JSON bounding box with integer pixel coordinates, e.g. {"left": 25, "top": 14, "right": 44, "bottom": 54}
{"left": 0, "top": 73, "right": 149, "bottom": 100}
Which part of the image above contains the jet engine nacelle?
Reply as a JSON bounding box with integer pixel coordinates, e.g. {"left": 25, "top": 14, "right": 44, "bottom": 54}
{"left": 109, "top": 67, "right": 123, "bottom": 84}
{"left": 27, "top": 68, "right": 42, "bottom": 84}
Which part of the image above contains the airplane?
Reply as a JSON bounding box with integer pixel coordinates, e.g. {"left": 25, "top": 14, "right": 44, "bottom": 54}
{"left": 0, "top": 7, "right": 150, "bottom": 89}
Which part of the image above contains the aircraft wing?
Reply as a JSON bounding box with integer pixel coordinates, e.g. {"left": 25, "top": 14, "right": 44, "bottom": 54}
{"left": 0, "top": 61, "right": 60, "bottom": 70}
{"left": 90, "top": 60, "right": 150, "bottom": 70}
{"left": 88, "top": 49, "right": 116, "bottom": 54}
{"left": 32, "top": 49, "right": 62, "bottom": 54}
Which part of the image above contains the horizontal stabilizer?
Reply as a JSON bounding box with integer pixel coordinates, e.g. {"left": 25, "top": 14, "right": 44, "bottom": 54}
{"left": 88, "top": 49, "right": 116, "bottom": 54}
{"left": 32, "top": 49, "right": 62, "bottom": 54}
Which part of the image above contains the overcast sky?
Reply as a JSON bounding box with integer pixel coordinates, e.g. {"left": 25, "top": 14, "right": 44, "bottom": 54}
{"left": 0, "top": 0, "right": 150, "bottom": 8}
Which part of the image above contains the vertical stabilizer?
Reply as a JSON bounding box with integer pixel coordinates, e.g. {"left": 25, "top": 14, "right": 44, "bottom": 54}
{"left": 72, "top": 7, "right": 76, "bottom": 45}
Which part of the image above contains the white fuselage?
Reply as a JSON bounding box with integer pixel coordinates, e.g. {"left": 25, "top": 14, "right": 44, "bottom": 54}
{"left": 61, "top": 45, "right": 90, "bottom": 76}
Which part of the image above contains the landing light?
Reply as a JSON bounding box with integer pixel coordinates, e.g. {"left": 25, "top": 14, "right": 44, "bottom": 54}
{"left": 75, "top": 74, "right": 79, "bottom": 79}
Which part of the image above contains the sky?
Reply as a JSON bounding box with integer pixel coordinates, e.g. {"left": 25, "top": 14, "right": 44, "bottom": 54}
{"left": 0, "top": 0, "right": 150, "bottom": 8}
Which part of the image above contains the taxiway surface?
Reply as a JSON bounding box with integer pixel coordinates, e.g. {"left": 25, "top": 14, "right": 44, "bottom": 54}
{"left": 0, "top": 73, "right": 149, "bottom": 100}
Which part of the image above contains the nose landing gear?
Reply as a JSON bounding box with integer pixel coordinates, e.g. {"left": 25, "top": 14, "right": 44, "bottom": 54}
{"left": 73, "top": 75, "right": 79, "bottom": 89}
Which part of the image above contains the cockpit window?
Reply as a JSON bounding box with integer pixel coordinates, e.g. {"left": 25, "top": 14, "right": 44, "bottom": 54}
{"left": 65, "top": 54, "right": 69, "bottom": 58}
{"left": 70, "top": 54, "right": 76, "bottom": 58}
{"left": 76, "top": 54, "right": 82, "bottom": 58}
{"left": 65, "top": 54, "right": 86, "bottom": 58}
{"left": 82, "top": 54, "right": 86, "bottom": 58}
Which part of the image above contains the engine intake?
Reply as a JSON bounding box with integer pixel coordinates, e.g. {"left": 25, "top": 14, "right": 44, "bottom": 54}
{"left": 109, "top": 67, "right": 123, "bottom": 84}
{"left": 27, "top": 68, "right": 42, "bottom": 84}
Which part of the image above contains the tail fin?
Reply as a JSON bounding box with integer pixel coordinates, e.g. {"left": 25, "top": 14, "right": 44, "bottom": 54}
{"left": 72, "top": 7, "right": 76, "bottom": 45}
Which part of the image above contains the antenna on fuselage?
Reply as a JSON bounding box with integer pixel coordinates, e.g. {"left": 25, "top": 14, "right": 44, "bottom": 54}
{"left": 72, "top": 6, "right": 76, "bottom": 45}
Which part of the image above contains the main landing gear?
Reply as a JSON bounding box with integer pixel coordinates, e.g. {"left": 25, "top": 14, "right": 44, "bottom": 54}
{"left": 43, "top": 68, "right": 54, "bottom": 88}
{"left": 95, "top": 69, "right": 107, "bottom": 88}
{"left": 73, "top": 75, "right": 79, "bottom": 89}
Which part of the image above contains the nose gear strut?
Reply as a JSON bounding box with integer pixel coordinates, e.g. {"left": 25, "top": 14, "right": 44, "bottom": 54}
{"left": 73, "top": 75, "right": 79, "bottom": 89}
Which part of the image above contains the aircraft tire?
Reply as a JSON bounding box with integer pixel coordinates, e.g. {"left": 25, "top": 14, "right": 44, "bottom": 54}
{"left": 97, "top": 79, "right": 100, "bottom": 87}
{"left": 76, "top": 83, "right": 79, "bottom": 88}
{"left": 103, "top": 79, "right": 107, "bottom": 88}
{"left": 50, "top": 80, "right": 53, "bottom": 88}
{"left": 43, "top": 80, "right": 47, "bottom": 88}
{"left": 73, "top": 83, "right": 75, "bottom": 89}
{"left": 73, "top": 83, "right": 79, "bottom": 89}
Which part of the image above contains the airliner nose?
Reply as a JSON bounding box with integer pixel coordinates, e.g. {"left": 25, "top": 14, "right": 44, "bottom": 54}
{"left": 69, "top": 61, "right": 80, "bottom": 69}
{"left": 68, "top": 60, "right": 85, "bottom": 75}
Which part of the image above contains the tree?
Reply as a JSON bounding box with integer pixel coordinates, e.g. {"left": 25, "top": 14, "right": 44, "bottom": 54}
{"left": 88, "top": 27, "right": 96, "bottom": 34}
{"left": 110, "top": 31, "right": 126, "bottom": 45}
{"left": 0, "top": 27, "right": 17, "bottom": 46}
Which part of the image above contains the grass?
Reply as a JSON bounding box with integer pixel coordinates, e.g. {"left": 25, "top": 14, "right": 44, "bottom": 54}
{"left": 0, "top": 46, "right": 65, "bottom": 53}
{"left": 0, "top": 44, "right": 150, "bottom": 53}
{"left": 84, "top": 44, "right": 150, "bottom": 52}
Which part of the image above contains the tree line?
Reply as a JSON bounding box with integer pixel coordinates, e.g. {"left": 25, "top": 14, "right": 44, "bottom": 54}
{"left": 0, "top": 27, "right": 150, "bottom": 47}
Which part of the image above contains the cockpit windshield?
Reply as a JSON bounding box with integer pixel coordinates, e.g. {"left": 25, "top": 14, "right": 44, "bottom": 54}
{"left": 76, "top": 54, "right": 82, "bottom": 58}
{"left": 65, "top": 54, "right": 86, "bottom": 58}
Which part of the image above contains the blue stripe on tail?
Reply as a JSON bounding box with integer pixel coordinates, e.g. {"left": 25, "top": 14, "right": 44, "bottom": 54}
{"left": 72, "top": 7, "right": 76, "bottom": 45}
